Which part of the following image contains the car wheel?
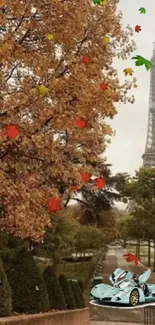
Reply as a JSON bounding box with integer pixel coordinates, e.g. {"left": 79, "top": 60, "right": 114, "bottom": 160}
{"left": 129, "top": 289, "right": 139, "bottom": 306}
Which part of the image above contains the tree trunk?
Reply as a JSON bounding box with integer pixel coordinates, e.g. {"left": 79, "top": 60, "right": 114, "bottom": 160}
{"left": 148, "top": 239, "right": 151, "bottom": 267}
{"left": 123, "top": 239, "right": 126, "bottom": 248}
{"left": 137, "top": 239, "right": 140, "bottom": 258}
{"left": 136, "top": 240, "right": 138, "bottom": 256}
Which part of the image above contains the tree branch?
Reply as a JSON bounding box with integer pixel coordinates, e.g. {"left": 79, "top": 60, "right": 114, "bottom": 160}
{"left": 5, "top": 62, "right": 20, "bottom": 82}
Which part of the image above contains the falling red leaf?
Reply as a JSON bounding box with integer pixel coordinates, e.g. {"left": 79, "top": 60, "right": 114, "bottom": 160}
{"left": 100, "top": 81, "right": 108, "bottom": 90}
{"left": 83, "top": 56, "right": 91, "bottom": 63}
{"left": 3, "top": 125, "right": 19, "bottom": 139}
{"left": 76, "top": 119, "right": 86, "bottom": 128}
{"left": 135, "top": 25, "right": 141, "bottom": 33}
{"left": 48, "top": 197, "right": 62, "bottom": 214}
{"left": 81, "top": 172, "right": 92, "bottom": 182}
{"left": 71, "top": 185, "right": 79, "bottom": 191}
{"left": 94, "top": 178, "right": 106, "bottom": 189}
{"left": 123, "top": 253, "right": 140, "bottom": 266}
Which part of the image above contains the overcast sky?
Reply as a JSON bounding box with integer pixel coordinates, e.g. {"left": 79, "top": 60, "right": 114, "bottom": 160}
{"left": 105, "top": 0, "right": 155, "bottom": 177}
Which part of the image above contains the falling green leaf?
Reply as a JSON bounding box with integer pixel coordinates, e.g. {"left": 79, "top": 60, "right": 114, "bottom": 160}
{"left": 139, "top": 7, "right": 146, "bottom": 14}
{"left": 131, "top": 55, "right": 152, "bottom": 71}
{"left": 93, "top": 0, "right": 107, "bottom": 4}
{"left": 33, "top": 85, "right": 49, "bottom": 96}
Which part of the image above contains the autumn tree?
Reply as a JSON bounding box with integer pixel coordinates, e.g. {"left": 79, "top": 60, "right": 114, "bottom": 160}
{"left": 73, "top": 165, "right": 121, "bottom": 227}
{"left": 0, "top": 0, "right": 136, "bottom": 240}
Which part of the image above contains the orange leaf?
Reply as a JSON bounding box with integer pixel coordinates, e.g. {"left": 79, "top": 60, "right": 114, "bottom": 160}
{"left": 81, "top": 172, "right": 92, "bottom": 182}
{"left": 83, "top": 56, "right": 91, "bottom": 63}
{"left": 94, "top": 178, "right": 106, "bottom": 189}
{"left": 48, "top": 197, "right": 62, "bottom": 213}
{"left": 76, "top": 119, "right": 86, "bottom": 128}
{"left": 100, "top": 81, "right": 108, "bottom": 90}
{"left": 3, "top": 125, "right": 19, "bottom": 139}
{"left": 71, "top": 185, "right": 79, "bottom": 191}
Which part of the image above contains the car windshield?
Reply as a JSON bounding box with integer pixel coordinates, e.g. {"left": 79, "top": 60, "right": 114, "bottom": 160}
{"left": 115, "top": 280, "right": 130, "bottom": 288}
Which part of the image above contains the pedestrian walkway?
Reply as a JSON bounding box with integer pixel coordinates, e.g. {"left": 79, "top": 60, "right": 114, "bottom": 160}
{"left": 90, "top": 246, "right": 147, "bottom": 324}
{"left": 90, "top": 321, "right": 143, "bottom": 325}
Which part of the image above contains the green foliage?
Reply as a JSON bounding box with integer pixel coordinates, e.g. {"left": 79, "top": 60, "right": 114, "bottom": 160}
{"left": 0, "top": 259, "right": 12, "bottom": 317}
{"left": 77, "top": 280, "right": 84, "bottom": 293}
{"left": 58, "top": 274, "right": 76, "bottom": 309}
{"left": 74, "top": 226, "right": 106, "bottom": 253}
{"left": 43, "top": 266, "right": 66, "bottom": 310}
{"left": 126, "top": 168, "right": 155, "bottom": 240}
{"left": 7, "top": 234, "right": 24, "bottom": 249}
{"left": 69, "top": 281, "right": 82, "bottom": 308}
{"left": 75, "top": 282, "right": 85, "bottom": 308}
{"left": 69, "top": 281, "right": 85, "bottom": 309}
{"left": 7, "top": 246, "right": 49, "bottom": 314}
{"left": 0, "top": 248, "right": 13, "bottom": 269}
{"left": 34, "top": 212, "right": 77, "bottom": 264}
{"left": 79, "top": 184, "right": 120, "bottom": 226}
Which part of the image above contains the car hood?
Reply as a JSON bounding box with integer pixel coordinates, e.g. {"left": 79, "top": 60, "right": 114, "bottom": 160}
{"left": 91, "top": 284, "right": 120, "bottom": 298}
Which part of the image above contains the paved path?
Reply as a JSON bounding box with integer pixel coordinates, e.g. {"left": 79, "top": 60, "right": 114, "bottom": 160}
{"left": 91, "top": 322, "right": 142, "bottom": 325}
{"left": 90, "top": 321, "right": 143, "bottom": 325}
{"left": 90, "top": 246, "right": 147, "bottom": 324}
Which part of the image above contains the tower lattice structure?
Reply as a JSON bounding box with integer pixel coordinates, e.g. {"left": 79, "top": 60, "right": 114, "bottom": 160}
{"left": 142, "top": 43, "right": 155, "bottom": 167}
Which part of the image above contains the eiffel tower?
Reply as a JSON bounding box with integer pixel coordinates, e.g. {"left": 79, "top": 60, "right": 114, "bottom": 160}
{"left": 142, "top": 43, "right": 155, "bottom": 167}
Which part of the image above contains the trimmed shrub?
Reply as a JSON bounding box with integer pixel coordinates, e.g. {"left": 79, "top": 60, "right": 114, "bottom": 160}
{"left": 77, "top": 280, "right": 84, "bottom": 293}
{"left": 43, "top": 266, "right": 66, "bottom": 310}
{"left": 7, "top": 246, "right": 49, "bottom": 314}
{"left": 69, "top": 281, "right": 81, "bottom": 309}
{"left": 69, "top": 281, "right": 85, "bottom": 308}
{"left": 0, "top": 259, "right": 12, "bottom": 316}
{"left": 0, "top": 248, "right": 13, "bottom": 271}
{"left": 58, "top": 274, "right": 76, "bottom": 309}
{"left": 75, "top": 282, "right": 85, "bottom": 308}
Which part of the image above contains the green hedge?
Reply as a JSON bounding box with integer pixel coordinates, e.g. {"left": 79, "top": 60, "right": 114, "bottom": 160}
{"left": 0, "top": 258, "right": 12, "bottom": 316}
{"left": 43, "top": 266, "right": 66, "bottom": 310}
{"left": 7, "top": 246, "right": 49, "bottom": 314}
{"left": 59, "top": 274, "right": 76, "bottom": 310}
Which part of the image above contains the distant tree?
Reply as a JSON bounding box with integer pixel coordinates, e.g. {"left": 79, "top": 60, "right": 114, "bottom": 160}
{"left": 118, "top": 216, "right": 131, "bottom": 248}
{"left": 33, "top": 210, "right": 78, "bottom": 271}
{"left": 74, "top": 225, "right": 106, "bottom": 255}
{"left": 121, "top": 167, "right": 155, "bottom": 269}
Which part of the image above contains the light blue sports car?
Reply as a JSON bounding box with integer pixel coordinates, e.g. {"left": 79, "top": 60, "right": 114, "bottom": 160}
{"left": 90, "top": 268, "right": 155, "bottom": 306}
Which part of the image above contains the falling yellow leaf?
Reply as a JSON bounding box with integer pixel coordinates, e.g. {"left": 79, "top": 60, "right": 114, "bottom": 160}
{"left": 123, "top": 68, "right": 134, "bottom": 76}
{"left": 104, "top": 36, "right": 110, "bottom": 43}
{"left": 47, "top": 33, "right": 54, "bottom": 41}
{"left": 33, "top": 85, "right": 49, "bottom": 96}
{"left": 101, "top": 0, "right": 108, "bottom": 4}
